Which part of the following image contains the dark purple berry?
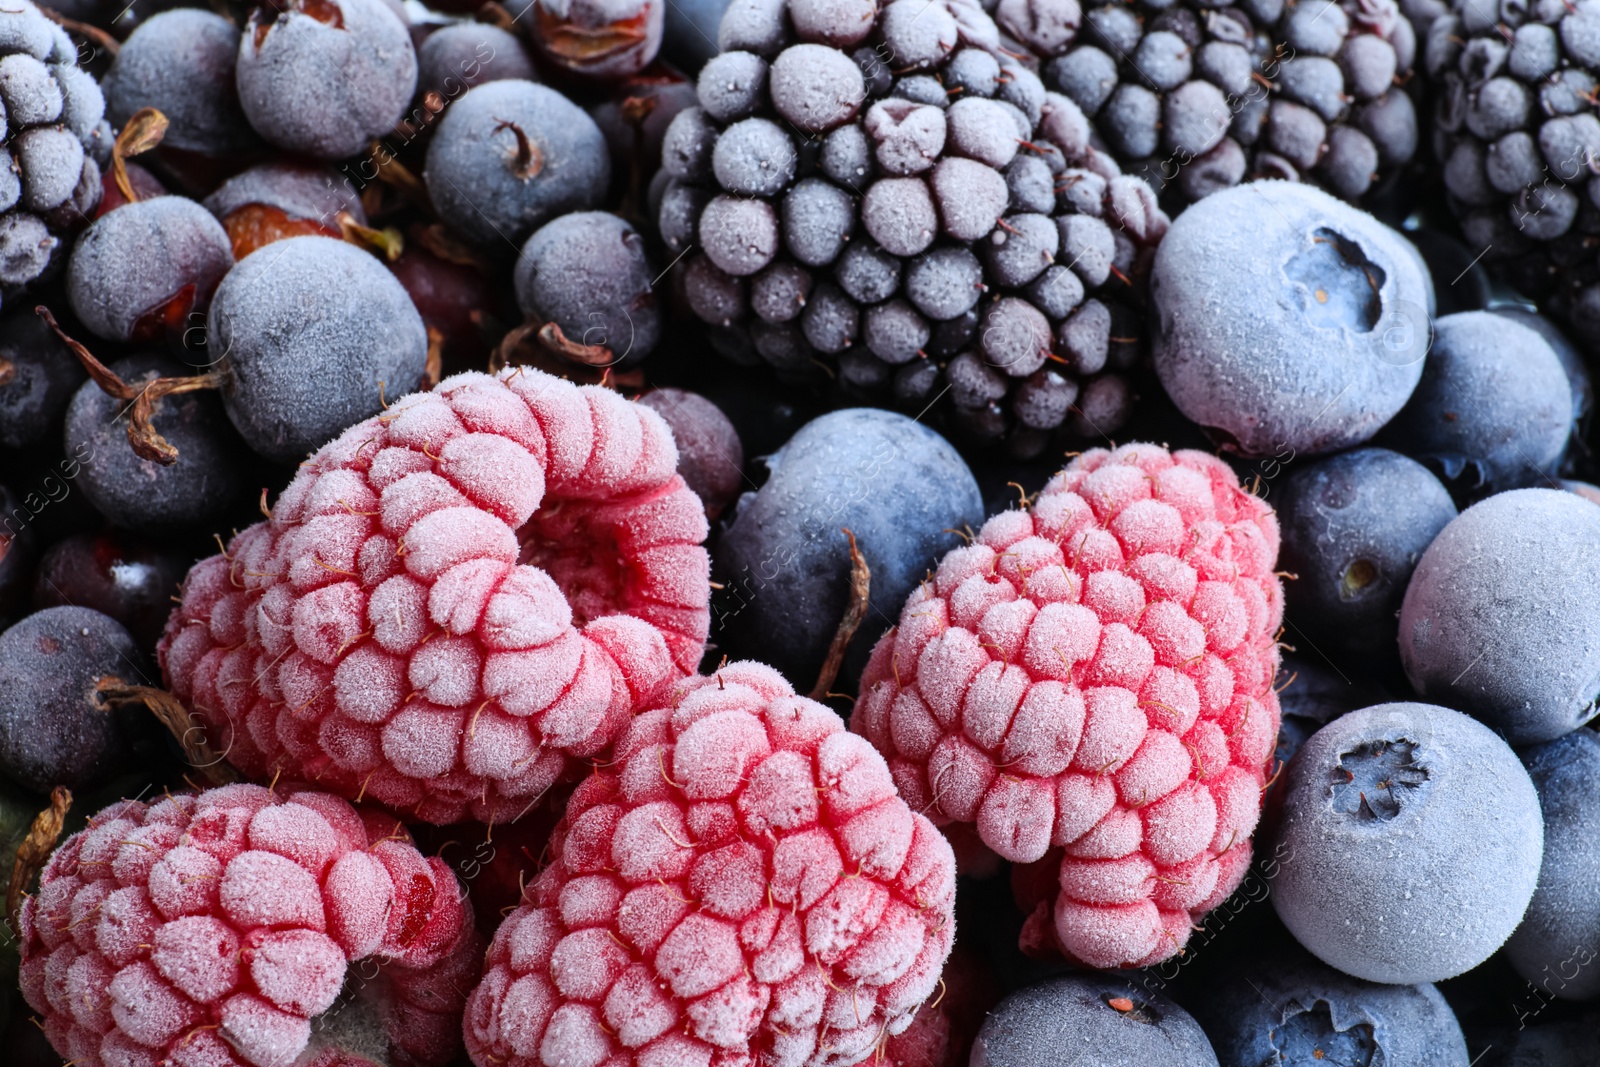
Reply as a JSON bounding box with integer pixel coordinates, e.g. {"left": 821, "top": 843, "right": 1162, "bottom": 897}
{"left": 31, "top": 533, "right": 187, "bottom": 653}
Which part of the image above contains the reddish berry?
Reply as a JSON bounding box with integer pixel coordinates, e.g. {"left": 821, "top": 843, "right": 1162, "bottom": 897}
{"left": 852, "top": 444, "right": 1284, "bottom": 969}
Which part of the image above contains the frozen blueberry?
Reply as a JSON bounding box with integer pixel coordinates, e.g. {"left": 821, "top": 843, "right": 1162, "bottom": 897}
{"left": 1272, "top": 702, "right": 1543, "bottom": 984}
{"left": 207, "top": 236, "right": 428, "bottom": 463}
{"left": 1376, "top": 312, "right": 1572, "bottom": 498}
{"left": 31, "top": 533, "right": 186, "bottom": 654}
{"left": 1493, "top": 307, "right": 1592, "bottom": 465}
{"left": 972, "top": 975, "right": 1220, "bottom": 1067}
{"left": 416, "top": 23, "right": 535, "bottom": 98}
{"left": 237, "top": 0, "right": 417, "bottom": 160}
{"left": 714, "top": 408, "right": 983, "bottom": 690}
{"left": 425, "top": 80, "right": 611, "bottom": 251}
{"left": 0, "top": 310, "right": 83, "bottom": 450}
{"left": 1505, "top": 730, "right": 1600, "bottom": 1000}
{"left": 513, "top": 211, "right": 660, "bottom": 368}
{"left": 65, "top": 352, "right": 246, "bottom": 532}
{"left": 1188, "top": 938, "right": 1470, "bottom": 1067}
{"left": 1277, "top": 448, "right": 1457, "bottom": 664}
{"left": 1399, "top": 489, "right": 1600, "bottom": 745}
{"left": 528, "top": 0, "right": 663, "bottom": 79}
{"left": 102, "top": 9, "right": 261, "bottom": 157}
{"left": 0, "top": 606, "right": 147, "bottom": 794}
{"left": 67, "top": 195, "right": 234, "bottom": 343}
{"left": 202, "top": 161, "right": 364, "bottom": 261}
{"left": 636, "top": 387, "right": 745, "bottom": 520}
{"left": 1151, "top": 181, "right": 1432, "bottom": 457}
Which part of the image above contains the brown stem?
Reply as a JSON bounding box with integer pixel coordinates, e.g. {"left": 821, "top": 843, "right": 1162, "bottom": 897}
{"left": 423, "top": 326, "right": 443, "bottom": 390}
{"left": 494, "top": 120, "right": 544, "bottom": 180}
{"left": 111, "top": 107, "right": 169, "bottom": 206}
{"left": 7, "top": 786, "right": 70, "bottom": 938}
{"left": 810, "top": 528, "right": 872, "bottom": 702}
{"left": 0, "top": 356, "right": 14, "bottom": 387}
{"left": 537, "top": 320, "right": 614, "bottom": 367}
{"left": 36, "top": 306, "right": 221, "bottom": 466}
{"left": 336, "top": 211, "right": 404, "bottom": 261}
{"left": 369, "top": 141, "right": 433, "bottom": 209}
{"left": 95, "top": 679, "right": 241, "bottom": 788}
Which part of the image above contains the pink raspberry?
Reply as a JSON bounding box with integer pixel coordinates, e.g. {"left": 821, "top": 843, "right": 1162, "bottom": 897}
{"left": 852, "top": 444, "right": 1284, "bottom": 969}
{"left": 158, "top": 369, "right": 711, "bottom": 824}
{"left": 463, "top": 661, "right": 957, "bottom": 1067}
{"left": 16, "top": 782, "right": 483, "bottom": 1067}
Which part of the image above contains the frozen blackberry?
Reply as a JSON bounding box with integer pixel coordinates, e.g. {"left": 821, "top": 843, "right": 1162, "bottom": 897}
{"left": 1432, "top": 0, "right": 1600, "bottom": 352}
{"left": 0, "top": 0, "right": 107, "bottom": 292}
{"left": 662, "top": 0, "right": 1170, "bottom": 457}
{"left": 1046, "top": 0, "right": 1418, "bottom": 206}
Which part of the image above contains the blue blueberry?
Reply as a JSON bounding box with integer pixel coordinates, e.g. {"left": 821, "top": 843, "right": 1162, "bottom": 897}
{"left": 1150, "top": 181, "right": 1432, "bottom": 457}
{"left": 1276, "top": 447, "right": 1456, "bottom": 663}
{"left": 513, "top": 211, "right": 660, "bottom": 369}
{"left": 0, "top": 309, "right": 84, "bottom": 450}
{"left": 1272, "top": 702, "right": 1543, "bottom": 984}
{"left": 713, "top": 408, "right": 983, "bottom": 691}
{"left": 64, "top": 352, "right": 246, "bottom": 532}
{"left": 1376, "top": 312, "right": 1572, "bottom": 499}
{"left": 1505, "top": 730, "right": 1600, "bottom": 1001}
{"left": 1399, "top": 489, "right": 1600, "bottom": 745}
{"left": 424, "top": 80, "right": 611, "bottom": 251}
{"left": 971, "top": 975, "right": 1220, "bottom": 1067}
{"left": 207, "top": 236, "right": 428, "bottom": 463}
{"left": 416, "top": 24, "right": 535, "bottom": 98}
{"left": 1493, "top": 307, "right": 1592, "bottom": 469}
{"left": 1187, "top": 938, "right": 1470, "bottom": 1067}
{"left": 0, "top": 606, "right": 147, "bottom": 794}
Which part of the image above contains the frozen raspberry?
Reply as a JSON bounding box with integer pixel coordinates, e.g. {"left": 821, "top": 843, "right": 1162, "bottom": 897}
{"left": 17, "top": 782, "right": 483, "bottom": 1067}
{"left": 158, "top": 368, "right": 712, "bottom": 825}
{"left": 852, "top": 443, "right": 1284, "bottom": 969}
{"left": 463, "top": 662, "right": 957, "bottom": 1067}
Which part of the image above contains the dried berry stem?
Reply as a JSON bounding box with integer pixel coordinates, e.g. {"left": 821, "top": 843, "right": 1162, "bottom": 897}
{"left": 111, "top": 107, "right": 169, "bottom": 206}
{"left": 810, "top": 528, "right": 871, "bottom": 701}
{"left": 494, "top": 120, "right": 544, "bottom": 180}
{"left": 37, "top": 307, "right": 222, "bottom": 466}
{"left": 7, "top": 786, "right": 70, "bottom": 937}
{"left": 537, "top": 320, "right": 613, "bottom": 366}
{"left": 95, "top": 678, "right": 241, "bottom": 787}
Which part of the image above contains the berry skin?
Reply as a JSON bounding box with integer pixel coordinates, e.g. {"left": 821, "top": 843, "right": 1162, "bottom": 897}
{"left": 66, "top": 195, "right": 235, "bottom": 344}
{"left": 852, "top": 443, "right": 1284, "bottom": 969}
{"left": 0, "top": 606, "right": 146, "bottom": 794}
{"left": 715, "top": 408, "right": 984, "bottom": 691}
{"left": 416, "top": 24, "right": 536, "bottom": 97}
{"left": 528, "top": 0, "right": 665, "bottom": 80}
{"left": 970, "top": 975, "right": 1220, "bottom": 1067}
{"left": 1399, "top": 489, "right": 1600, "bottom": 745}
{"left": 102, "top": 10, "right": 262, "bottom": 159}
{"left": 32, "top": 533, "right": 189, "bottom": 653}
{"left": 424, "top": 80, "right": 611, "bottom": 252}
{"left": 635, "top": 388, "right": 745, "bottom": 521}
{"left": 17, "top": 782, "right": 484, "bottom": 1067}
{"left": 206, "top": 235, "right": 426, "bottom": 464}
{"left": 1506, "top": 730, "right": 1600, "bottom": 1001}
{"left": 1151, "top": 181, "right": 1433, "bottom": 457}
{"left": 462, "top": 661, "right": 957, "bottom": 1067}
{"left": 1276, "top": 447, "right": 1456, "bottom": 666}
{"left": 1186, "top": 938, "right": 1471, "bottom": 1066}
{"left": 237, "top": 0, "right": 418, "bottom": 160}
{"left": 1376, "top": 311, "right": 1573, "bottom": 499}
{"left": 513, "top": 211, "right": 661, "bottom": 369}
{"left": 159, "top": 368, "right": 711, "bottom": 825}
{"left": 64, "top": 353, "right": 246, "bottom": 534}
{"left": 0, "top": 308, "right": 84, "bottom": 450}
{"left": 203, "top": 162, "right": 366, "bottom": 261}
{"left": 1271, "top": 702, "right": 1542, "bottom": 984}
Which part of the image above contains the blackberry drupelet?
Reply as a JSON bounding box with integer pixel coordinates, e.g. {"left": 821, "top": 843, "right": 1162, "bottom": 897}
{"left": 659, "top": 0, "right": 1169, "bottom": 458}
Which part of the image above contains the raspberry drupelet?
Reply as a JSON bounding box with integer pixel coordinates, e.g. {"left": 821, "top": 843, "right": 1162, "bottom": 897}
{"left": 464, "top": 662, "right": 957, "bottom": 1067}
{"left": 159, "top": 368, "right": 711, "bottom": 825}
{"left": 852, "top": 444, "right": 1284, "bottom": 969}
{"left": 17, "top": 783, "right": 483, "bottom": 1067}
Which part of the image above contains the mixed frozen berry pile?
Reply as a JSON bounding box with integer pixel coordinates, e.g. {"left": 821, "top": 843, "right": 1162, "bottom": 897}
{"left": 4, "top": 0, "right": 1600, "bottom": 1064}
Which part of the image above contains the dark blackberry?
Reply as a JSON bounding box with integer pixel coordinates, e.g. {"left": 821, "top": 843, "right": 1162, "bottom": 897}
{"left": 659, "top": 0, "right": 1169, "bottom": 457}
{"left": 1044, "top": 0, "right": 1418, "bottom": 206}
{"left": 0, "top": 1, "right": 107, "bottom": 293}
{"left": 1430, "top": 0, "right": 1600, "bottom": 352}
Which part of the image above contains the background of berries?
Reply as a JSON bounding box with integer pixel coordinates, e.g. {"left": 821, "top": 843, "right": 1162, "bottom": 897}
{"left": 1, "top": 0, "right": 1600, "bottom": 1063}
